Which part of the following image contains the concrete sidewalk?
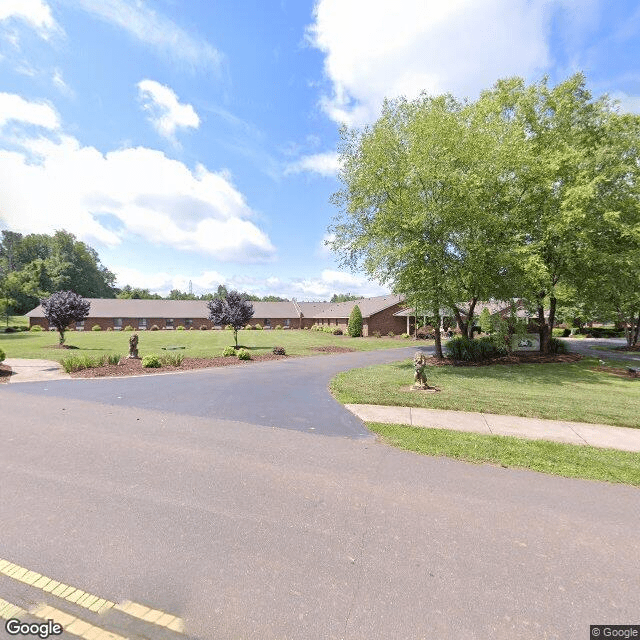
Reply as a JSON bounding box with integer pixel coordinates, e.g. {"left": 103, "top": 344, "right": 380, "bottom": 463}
{"left": 345, "top": 404, "right": 640, "bottom": 452}
{"left": 3, "top": 358, "right": 70, "bottom": 383}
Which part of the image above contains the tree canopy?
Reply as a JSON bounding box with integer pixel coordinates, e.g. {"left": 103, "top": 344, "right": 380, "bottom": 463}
{"left": 207, "top": 290, "right": 254, "bottom": 348}
{"left": 0, "top": 230, "right": 116, "bottom": 315}
{"left": 329, "top": 73, "right": 640, "bottom": 353}
{"left": 41, "top": 290, "right": 91, "bottom": 345}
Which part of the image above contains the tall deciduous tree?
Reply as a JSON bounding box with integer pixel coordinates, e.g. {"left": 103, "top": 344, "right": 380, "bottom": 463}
{"left": 329, "top": 91, "right": 522, "bottom": 356}
{"left": 207, "top": 290, "right": 254, "bottom": 348}
{"left": 41, "top": 291, "right": 91, "bottom": 345}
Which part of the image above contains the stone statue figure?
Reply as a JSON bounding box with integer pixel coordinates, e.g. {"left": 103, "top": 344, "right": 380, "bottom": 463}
{"left": 413, "top": 351, "right": 429, "bottom": 388}
{"left": 128, "top": 333, "right": 139, "bottom": 359}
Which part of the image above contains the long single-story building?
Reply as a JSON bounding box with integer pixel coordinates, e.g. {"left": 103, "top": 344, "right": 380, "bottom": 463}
{"left": 26, "top": 294, "right": 410, "bottom": 337}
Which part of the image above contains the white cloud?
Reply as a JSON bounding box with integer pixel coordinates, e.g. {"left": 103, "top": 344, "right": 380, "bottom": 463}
{"left": 290, "top": 269, "right": 389, "bottom": 298}
{"left": 0, "top": 92, "right": 60, "bottom": 129}
{"left": 0, "top": 96, "right": 276, "bottom": 263}
{"left": 68, "top": 0, "right": 221, "bottom": 68}
{"left": 0, "top": 0, "right": 59, "bottom": 38}
{"left": 52, "top": 68, "right": 73, "bottom": 96}
{"left": 285, "top": 151, "right": 339, "bottom": 177}
{"left": 611, "top": 92, "right": 640, "bottom": 114}
{"left": 308, "top": 0, "right": 563, "bottom": 126}
{"left": 112, "top": 266, "right": 227, "bottom": 295}
{"left": 137, "top": 80, "right": 200, "bottom": 141}
{"left": 110, "top": 266, "right": 388, "bottom": 300}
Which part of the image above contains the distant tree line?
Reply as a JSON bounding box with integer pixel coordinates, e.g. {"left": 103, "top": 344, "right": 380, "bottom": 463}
{"left": 1, "top": 229, "right": 365, "bottom": 318}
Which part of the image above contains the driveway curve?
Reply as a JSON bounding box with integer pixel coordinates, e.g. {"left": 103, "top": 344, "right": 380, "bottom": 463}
{"left": 2, "top": 346, "right": 433, "bottom": 438}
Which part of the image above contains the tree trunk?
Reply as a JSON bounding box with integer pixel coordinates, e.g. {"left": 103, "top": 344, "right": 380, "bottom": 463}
{"left": 633, "top": 310, "right": 640, "bottom": 347}
{"left": 234, "top": 328, "right": 238, "bottom": 348}
{"left": 58, "top": 328, "right": 65, "bottom": 345}
{"left": 433, "top": 308, "right": 443, "bottom": 358}
{"left": 466, "top": 298, "right": 478, "bottom": 339}
{"left": 451, "top": 306, "right": 467, "bottom": 338}
{"left": 537, "top": 303, "right": 548, "bottom": 354}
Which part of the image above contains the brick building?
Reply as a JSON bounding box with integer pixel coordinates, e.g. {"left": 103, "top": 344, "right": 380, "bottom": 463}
{"left": 26, "top": 294, "right": 409, "bottom": 336}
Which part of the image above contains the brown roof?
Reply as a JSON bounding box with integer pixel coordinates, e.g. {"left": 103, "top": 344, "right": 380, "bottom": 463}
{"left": 298, "top": 294, "right": 405, "bottom": 319}
{"left": 26, "top": 294, "right": 405, "bottom": 320}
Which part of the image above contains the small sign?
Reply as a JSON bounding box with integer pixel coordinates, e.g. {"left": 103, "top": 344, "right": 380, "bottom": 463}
{"left": 512, "top": 333, "right": 540, "bottom": 351}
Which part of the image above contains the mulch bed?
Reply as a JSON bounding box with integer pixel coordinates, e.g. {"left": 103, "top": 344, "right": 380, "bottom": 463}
{"left": 426, "top": 353, "right": 583, "bottom": 367}
{"left": 70, "top": 354, "right": 289, "bottom": 378}
{"left": 0, "top": 364, "right": 11, "bottom": 383}
{"left": 311, "top": 346, "right": 355, "bottom": 353}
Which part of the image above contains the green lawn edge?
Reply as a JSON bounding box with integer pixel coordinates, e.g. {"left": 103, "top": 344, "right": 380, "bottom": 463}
{"left": 330, "top": 357, "right": 640, "bottom": 428}
{"left": 368, "top": 422, "right": 640, "bottom": 486}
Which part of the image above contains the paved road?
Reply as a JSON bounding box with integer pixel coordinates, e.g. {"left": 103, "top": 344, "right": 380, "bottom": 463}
{"left": 1, "top": 344, "right": 638, "bottom": 639}
{"left": 3, "top": 346, "right": 432, "bottom": 438}
{"left": 564, "top": 337, "right": 640, "bottom": 364}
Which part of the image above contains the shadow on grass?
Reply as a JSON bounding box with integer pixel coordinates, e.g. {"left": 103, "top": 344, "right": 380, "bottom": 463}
{"left": 393, "top": 357, "right": 634, "bottom": 386}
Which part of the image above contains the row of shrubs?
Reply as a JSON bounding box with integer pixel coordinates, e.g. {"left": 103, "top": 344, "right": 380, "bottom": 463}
{"left": 140, "top": 353, "right": 185, "bottom": 368}
{"left": 445, "top": 336, "right": 568, "bottom": 362}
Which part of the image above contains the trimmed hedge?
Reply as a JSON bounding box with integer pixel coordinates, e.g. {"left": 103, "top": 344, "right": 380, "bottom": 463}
{"left": 445, "top": 336, "right": 506, "bottom": 362}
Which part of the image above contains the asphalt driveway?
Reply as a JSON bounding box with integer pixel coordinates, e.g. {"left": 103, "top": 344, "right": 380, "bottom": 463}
{"left": 3, "top": 346, "right": 432, "bottom": 438}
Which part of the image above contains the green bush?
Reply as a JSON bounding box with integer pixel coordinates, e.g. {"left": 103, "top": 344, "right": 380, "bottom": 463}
{"left": 30, "top": 325, "right": 43, "bottom": 331}
{"left": 161, "top": 352, "right": 184, "bottom": 366}
{"left": 445, "top": 336, "right": 506, "bottom": 362}
{"left": 552, "top": 327, "right": 571, "bottom": 337}
{"left": 245, "top": 324, "right": 253, "bottom": 330}
{"left": 0, "top": 347, "right": 5, "bottom": 363}
{"left": 272, "top": 346, "right": 286, "bottom": 355}
{"left": 225, "top": 324, "right": 234, "bottom": 331}
{"left": 401, "top": 332, "right": 410, "bottom": 339}
{"left": 222, "top": 346, "right": 236, "bottom": 357}
{"left": 61, "top": 354, "right": 108, "bottom": 373}
{"left": 92, "top": 325, "right": 102, "bottom": 331}
{"left": 176, "top": 325, "right": 185, "bottom": 331}
{"left": 275, "top": 325, "right": 283, "bottom": 330}
{"left": 333, "top": 328, "right": 343, "bottom": 335}
{"left": 348, "top": 305, "right": 363, "bottom": 337}
{"left": 150, "top": 325, "right": 160, "bottom": 331}
{"left": 254, "top": 324, "right": 263, "bottom": 330}
{"left": 107, "top": 353, "right": 121, "bottom": 365}
{"left": 142, "top": 354, "right": 162, "bottom": 368}
{"left": 237, "top": 348, "right": 251, "bottom": 360}
{"left": 373, "top": 330, "right": 382, "bottom": 338}
{"left": 387, "top": 331, "right": 395, "bottom": 337}
{"left": 124, "top": 325, "right": 134, "bottom": 331}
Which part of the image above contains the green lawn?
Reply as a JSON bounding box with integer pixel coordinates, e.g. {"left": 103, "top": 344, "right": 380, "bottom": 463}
{"left": 331, "top": 358, "right": 640, "bottom": 428}
{"left": 0, "top": 324, "right": 420, "bottom": 361}
{"left": 368, "top": 423, "right": 640, "bottom": 486}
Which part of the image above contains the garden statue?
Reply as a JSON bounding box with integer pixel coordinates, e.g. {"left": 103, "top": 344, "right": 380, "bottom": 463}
{"left": 128, "top": 333, "right": 139, "bottom": 359}
{"left": 413, "top": 351, "right": 429, "bottom": 388}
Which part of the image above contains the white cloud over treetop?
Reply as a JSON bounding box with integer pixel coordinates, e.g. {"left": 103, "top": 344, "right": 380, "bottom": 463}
{"left": 0, "top": 0, "right": 59, "bottom": 38}
{"left": 0, "top": 95, "right": 276, "bottom": 263}
{"left": 137, "top": 80, "right": 200, "bottom": 141}
{"left": 111, "top": 266, "right": 388, "bottom": 300}
{"left": 308, "top": 0, "right": 563, "bottom": 126}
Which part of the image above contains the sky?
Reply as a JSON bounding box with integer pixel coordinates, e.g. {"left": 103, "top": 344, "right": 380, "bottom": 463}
{"left": 0, "top": 0, "right": 639, "bottom": 300}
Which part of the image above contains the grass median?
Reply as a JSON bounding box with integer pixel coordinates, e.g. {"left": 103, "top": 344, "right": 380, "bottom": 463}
{"left": 368, "top": 422, "right": 640, "bottom": 486}
{"left": 331, "top": 357, "right": 639, "bottom": 428}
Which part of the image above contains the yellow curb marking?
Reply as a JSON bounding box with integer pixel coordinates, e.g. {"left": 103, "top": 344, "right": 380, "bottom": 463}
{"left": 0, "top": 558, "right": 185, "bottom": 633}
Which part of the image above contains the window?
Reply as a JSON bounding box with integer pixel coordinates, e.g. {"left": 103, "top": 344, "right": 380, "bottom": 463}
{"left": 185, "top": 318, "right": 193, "bottom": 327}
{"left": 284, "top": 318, "right": 290, "bottom": 327}
{"left": 138, "top": 318, "right": 147, "bottom": 330}
{"left": 166, "top": 318, "right": 174, "bottom": 328}
{"left": 264, "top": 318, "right": 271, "bottom": 327}
{"left": 114, "top": 318, "right": 122, "bottom": 330}
{"left": 76, "top": 320, "right": 85, "bottom": 331}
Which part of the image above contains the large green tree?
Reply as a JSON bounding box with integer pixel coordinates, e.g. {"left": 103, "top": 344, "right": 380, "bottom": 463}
{"left": 329, "top": 91, "right": 523, "bottom": 356}
{"left": 0, "top": 230, "right": 116, "bottom": 313}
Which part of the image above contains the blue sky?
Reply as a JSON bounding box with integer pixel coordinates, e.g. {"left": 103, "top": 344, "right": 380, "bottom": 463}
{"left": 0, "top": 0, "right": 639, "bottom": 300}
